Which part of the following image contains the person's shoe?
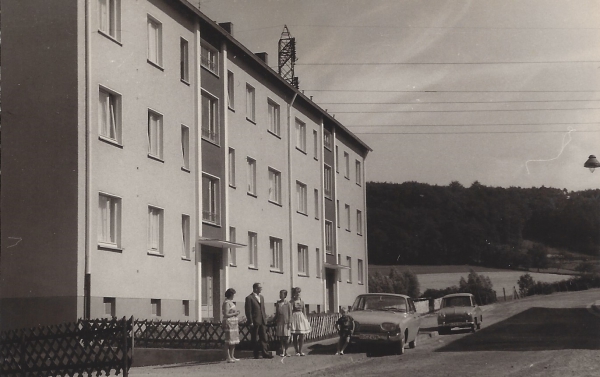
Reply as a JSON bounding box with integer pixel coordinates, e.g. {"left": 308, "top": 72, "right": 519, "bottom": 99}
{"left": 227, "top": 358, "right": 235, "bottom": 363}
{"left": 335, "top": 352, "right": 340, "bottom": 355}
{"left": 299, "top": 352, "right": 306, "bottom": 356}
{"left": 263, "top": 354, "right": 274, "bottom": 359}
{"left": 232, "top": 357, "right": 240, "bottom": 361}
{"left": 340, "top": 351, "right": 344, "bottom": 355}
{"left": 295, "top": 353, "right": 301, "bottom": 356}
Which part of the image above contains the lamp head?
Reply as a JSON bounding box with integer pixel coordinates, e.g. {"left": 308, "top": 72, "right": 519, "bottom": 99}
{"left": 584, "top": 155, "right": 600, "bottom": 173}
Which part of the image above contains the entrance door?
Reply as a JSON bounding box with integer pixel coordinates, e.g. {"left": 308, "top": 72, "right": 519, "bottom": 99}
{"left": 325, "top": 269, "right": 336, "bottom": 313}
{"left": 201, "top": 253, "right": 218, "bottom": 320}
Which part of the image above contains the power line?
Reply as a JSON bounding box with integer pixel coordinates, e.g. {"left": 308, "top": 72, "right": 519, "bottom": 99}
{"left": 334, "top": 107, "right": 600, "bottom": 114}
{"left": 353, "top": 130, "right": 600, "bottom": 135}
{"left": 297, "top": 61, "right": 600, "bottom": 66}
{"left": 240, "top": 24, "right": 600, "bottom": 31}
{"left": 346, "top": 122, "right": 600, "bottom": 128}
{"left": 319, "top": 99, "right": 600, "bottom": 105}
{"left": 304, "top": 89, "right": 600, "bottom": 93}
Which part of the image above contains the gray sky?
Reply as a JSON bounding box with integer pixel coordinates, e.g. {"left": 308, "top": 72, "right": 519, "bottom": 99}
{"left": 200, "top": 0, "right": 600, "bottom": 191}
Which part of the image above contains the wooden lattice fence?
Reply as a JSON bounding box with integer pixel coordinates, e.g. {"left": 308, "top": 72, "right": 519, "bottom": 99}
{"left": 0, "top": 316, "right": 134, "bottom": 377}
{"left": 134, "top": 312, "right": 341, "bottom": 350}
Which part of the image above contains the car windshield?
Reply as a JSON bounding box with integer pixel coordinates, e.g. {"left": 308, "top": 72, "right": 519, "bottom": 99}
{"left": 352, "top": 295, "right": 407, "bottom": 312}
{"left": 442, "top": 296, "right": 472, "bottom": 308}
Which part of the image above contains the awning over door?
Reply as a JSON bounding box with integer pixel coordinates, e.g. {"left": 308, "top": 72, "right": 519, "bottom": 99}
{"left": 198, "top": 237, "right": 246, "bottom": 248}
{"left": 324, "top": 262, "right": 350, "bottom": 270}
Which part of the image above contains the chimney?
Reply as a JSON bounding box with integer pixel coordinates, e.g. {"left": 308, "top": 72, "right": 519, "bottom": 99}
{"left": 255, "top": 52, "right": 268, "bottom": 65}
{"left": 218, "top": 22, "right": 234, "bottom": 36}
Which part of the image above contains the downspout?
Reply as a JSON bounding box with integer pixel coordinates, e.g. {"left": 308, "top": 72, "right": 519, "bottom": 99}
{"left": 287, "top": 92, "right": 298, "bottom": 291}
{"left": 84, "top": 0, "right": 92, "bottom": 320}
{"left": 194, "top": 19, "right": 203, "bottom": 321}
{"left": 362, "top": 155, "right": 369, "bottom": 293}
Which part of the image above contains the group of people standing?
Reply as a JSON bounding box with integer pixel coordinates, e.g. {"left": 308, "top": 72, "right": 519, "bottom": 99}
{"left": 220, "top": 283, "right": 312, "bottom": 363}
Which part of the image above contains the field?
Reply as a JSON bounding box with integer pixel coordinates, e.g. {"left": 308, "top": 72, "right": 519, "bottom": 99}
{"left": 369, "top": 265, "right": 574, "bottom": 298}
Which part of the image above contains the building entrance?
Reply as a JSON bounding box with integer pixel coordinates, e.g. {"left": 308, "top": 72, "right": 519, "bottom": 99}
{"left": 201, "top": 251, "right": 221, "bottom": 320}
{"left": 325, "top": 269, "right": 336, "bottom": 313}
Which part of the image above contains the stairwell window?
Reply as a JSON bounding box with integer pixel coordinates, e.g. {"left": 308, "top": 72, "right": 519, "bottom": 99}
{"left": 201, "top": 92, "right": 219, "bottom": 145}
{"left": 202, "top": 174, "right": 220, "bottom": 225}
{"left": 147, "top": 110, "right": 163, "bottom": 160}
{"left": 324, "top": 164, "right": 332, "bottom": 199}
{"left": 98, "top": 193, "right": 121, "bottom": 248}
{"left": 98, "top": 0, "right": 121, "bottom": 42}
{"left": 324, "top": 130, "right": 332, "bottom": 150}
{"left": 148, "top": 206, "right": 164, "bottom": 255}
{"left": 201, "top": 43, "right": 219, "bottom": 75}
{"left": 98, "top": 87, "right": 121, "bottom": 144}
{"left": 325, "top": 221, "right": 334, "bottom": 254}
{"left": 147, "top": 16, "right": 162, "bottom": 67}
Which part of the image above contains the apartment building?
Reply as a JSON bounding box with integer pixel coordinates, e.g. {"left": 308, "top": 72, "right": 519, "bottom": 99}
{"left": 0, "top": 0, "right": 371, "bottom": 330}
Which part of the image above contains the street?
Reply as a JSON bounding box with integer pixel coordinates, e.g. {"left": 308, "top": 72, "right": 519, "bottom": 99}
{"left": 130, "top": 289, "right": 600, "bottom": 377}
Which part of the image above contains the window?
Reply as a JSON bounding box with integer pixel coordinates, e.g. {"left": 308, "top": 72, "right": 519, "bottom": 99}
{"left": 296, "top": 181, "right": 307, "bottom": 214}
{"left": 324, "top": 164, "right": 332, "bottom": 199}
{"left": 202, "top": 174, "right": 220, "bottom": 225}
{"left": 229, "top": 227, "right": 237, "bottom": 266}
{"left": 183, "top": 300, "right": 190, "bottom": 317}
{"left": 268, "top": 100, "right": 280, "bottom": 136}
{"left": 151, "top": 299, "right": 161, "bottom": 316}
{"left": 147, "top": 16, "right": 162, "bottom": 66}
{"left": 98, "top": 87, "right": 121, "bottom": 143}
{"left": 227, "top": 71, "right": 234, "bottom": 109}
{"left": 357, "top": 210, "right": 363, "bottom": 235}
{"left": 98, "top": 193, "right": 121, "bottom": 247}
{"left": 335, "top": 145, "right": 339, "bottom": 172}
{"left": 103, "top": 297, "right": 116, "bottom": 317}
{"left": 201, "top": 43, "right": 219, "bottom": 75}
{"left": 180, "top": 38, "right": 189, "bottom": 82}
{"left": 313, "top": 130, "right": 318, "bottom": 159}
{"left": 182, "top": 215, "right": 190, "bottom": 259}
{"left": 345, "top": 204, "right": 351, "bottom": 231}
{"left": 228, "top": 148, "right": 236, "bottom": 187}
{"left": 347, "top": 256, "right": 352, "bottom": 283}
{"left": 295, "top": 119, "right": 306, "bottom": 152}
{"left": 358, "top": 259, "right": 364, "bottom": 284}
{"left": 246, "top": 84, "right": 255, "bottom": 122}
{"left": 298, "top": 244, "right": 308, "bottom": 276}
{"left": 268, "top": 168, "right": 282, "bottom": 204}
{"left": 336, "top": 200, "right": 340, "bottom": 228}
{"left": 147, "top": 110, "right": 163, "bottom": 159}
{"left": 181, "top": 125, "right": 190, "bottom": 170}
{"left": 248, "top": 232, "right": 258, "bottom": 268}
{"left": 201, "top": 92, "right": 219, "bottom": 144}
{"left": 98, "top": 0, "right": 121, "bottom": 41}
{"left": 148, "top": 206, "right": 164, "bottom": 255}
{"left": 324, "top": 130, "right": 332, "bottom": 150}
{"left": 325, "top": 221, "right": 334, "bottom": 253}
{"left": 314, "top": 189, "right": 319, "bottom": 219}
{"left": 270, "top": 237, "right": 283, "bottom": 271}
{"left": 315, "top": 248, "right": 321, "bottom": 278}
{"left": 344, "top": 152, "right": 350, "bottom": 179}
{"left": 356, "top": 160, "right": 362, "bottom": 185}
{"left": 247, "top": 157, "right": 256, "bottom": 196}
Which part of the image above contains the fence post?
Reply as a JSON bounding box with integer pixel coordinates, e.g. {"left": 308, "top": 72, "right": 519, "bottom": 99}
{"left": 122, "top": 316, "right": 129, "bottom": 377}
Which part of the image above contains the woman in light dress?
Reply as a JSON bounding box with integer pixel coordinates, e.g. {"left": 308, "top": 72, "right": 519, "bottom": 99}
{"left": 289, "top": 287, "right": 311, "bottom": 356}
{"left": 222, "top": 288, "right": 240, "bottom": 363}
{"left": 273, "top": 289, "right": 292, "bottom": 357}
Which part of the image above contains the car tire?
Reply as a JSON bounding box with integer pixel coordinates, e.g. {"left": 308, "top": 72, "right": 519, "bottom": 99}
{"left": 471, "top": 320, "right": 477, "bottom": 333}
{"left": 477, "top": 317, "right": 482, "bottom": 329}
{"left": 408, "top": 329, "right": 418, "bottom": 348}
{"left": 396, "top": 336, "right": 405, "bottom": 355}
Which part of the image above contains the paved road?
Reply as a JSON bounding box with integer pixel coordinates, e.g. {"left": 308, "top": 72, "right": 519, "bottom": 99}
{"left": 130, "top": 288, "right": 600, "bottom": 377}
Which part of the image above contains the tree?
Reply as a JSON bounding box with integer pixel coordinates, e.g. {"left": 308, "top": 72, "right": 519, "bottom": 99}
{"left": 517, "top": 273, "right": 535, "bottom": 296}
{"left": 528, "top": 244, "right": 549, "bottom": 272}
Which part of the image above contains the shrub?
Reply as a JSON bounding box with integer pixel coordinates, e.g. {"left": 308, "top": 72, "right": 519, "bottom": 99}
{"left": 517, "top": 273, "right": 535, "bottom": 296}
{"left": 368, "top": 268, "right": 420, "bottom": 297}
{"left": 458, "top": 270, "right": 497, "bottom": 305}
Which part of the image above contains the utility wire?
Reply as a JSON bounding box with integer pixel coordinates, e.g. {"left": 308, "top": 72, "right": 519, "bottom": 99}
{"left": 297, "top": 61, "right": 600, "bottom": 65}
{"left": 304, "top": 89, "right": 600, "bottom": 93}
{"left": 319, "top": 99, "right": 600, "bottom": 105}
{"left": 333, "top": 107, "right": 600, "bottom": 113}
{"left": 352, "top": 130, "right": 600, "bottom": 135}
{"left": 346, "top": 122, "right": 600, "bottom": 128}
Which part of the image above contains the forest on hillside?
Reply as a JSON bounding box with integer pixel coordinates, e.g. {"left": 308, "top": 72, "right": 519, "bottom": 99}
{"left": 367, "top": 181, "right": 600, "bottom": 268}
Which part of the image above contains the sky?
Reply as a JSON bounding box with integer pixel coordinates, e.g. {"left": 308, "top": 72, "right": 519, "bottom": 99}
{"left": 199, "top": 0, "right": 600, "bottom": 192}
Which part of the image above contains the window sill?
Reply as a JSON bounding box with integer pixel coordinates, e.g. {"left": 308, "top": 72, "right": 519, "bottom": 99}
{"left": 296, "top": 211, "right": 308, "bottom": 217}
{"left": 98, "top": 244, "right": 123, "bottom": 253}
{"left": 248, "top": 266, "right": 258, "bottom": 271}
{"left": 201, "top": 65, "right": 219, "bottom": 77}
{"left": 98, "top": 136, "right": 123, "bottom": 148}
{"left": 326, "top": 251, "right": 334, "bottom": 255}
{"left": 202, "top": 220, "right": 222, "bottom": 228}
{"left": 314, "top": 156, "right": 319, "bottom": 161}
{"left": 181, "top": 167, "right": 191, "bottom": 173}
{"left": 246, "top": 117, "right": 256, "bottom": 125}
{"left": 347, "top": 281, "right": 352, "bottom": 284}
{"left": 268, "top": 130, "right": 281, "bottom": 139}
{"left": 270, "top": 269, "right": 284, "bottom": 274}
{"left": 181, "top": 257, "right": 192, "bottom": 261}
{"left": 229, "top": 263, "right": 237, "bottom": 267}
{"left": 147, "top": 251, "right": 164, "bottom": 257}
{"left": 357, "top": 233, "right": 363, "bottom": 236}
{"left": 298, "top": 273, "right": 309, "bottom": 278}
{"left": 201, "top": 137, "right": 221, "bottom": 147}
{"left": 269, "top": 200, "right": 283, "bottom": 207}
{"left": 345, "top": 176, "right": 350, "bottom": 180}
{"left": 147, "top": 59, "right": 164, "bottom": 71}
{"left": 356, "top": 182, "right": 362, "bottom": 187}
{"left": 325, "top": 196, "right": 332, "bottom": 201}
{"left": 181, "top": 79, "right": 190, "bottom": 86}
{"left": 296, "top": 147, "right": 307, "bottom": 155}
{"left": 346, "top": 229, "right": 351, "bottom": 232}
{"left": 229, "top": 184, "right": 237, "bottom": 189}
{"left": 228, "top": 106, "right": 235, "bottom": 112}
{"left": 98, "top": 30, "right": 122, "bottom": 46}
{"left": 324, "top": 145, "right": 332, "bottom": 151}
{"left": 247, "top": 192, "right": 257, "bottom": 198}
{"left": 148, "top": 154, "right": 164, "bottom": 163}
{"left": 358, "top": 282, "right": 364, "bottom": 286}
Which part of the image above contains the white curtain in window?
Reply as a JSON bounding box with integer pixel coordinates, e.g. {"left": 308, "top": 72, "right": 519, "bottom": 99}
{"left": 148, "top": 112, "right": 162, "bottom": 157}
{"left": 148, "top": 207, "right": 160, "bottom": 252}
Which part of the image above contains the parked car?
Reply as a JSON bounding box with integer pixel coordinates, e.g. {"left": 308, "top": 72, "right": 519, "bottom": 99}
{"left": 349, "top": 293, "right": 421, "bottom": 355}
{"left": 437, "top": 293, "right": 482, "bottom": 334}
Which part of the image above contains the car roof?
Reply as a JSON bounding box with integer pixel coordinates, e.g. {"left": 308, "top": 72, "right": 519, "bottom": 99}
{"left": 441, "top": 293, "right": 474, "bottom": 298}
{"left": 356, "top": 293, "right": 411, "bottom": 299}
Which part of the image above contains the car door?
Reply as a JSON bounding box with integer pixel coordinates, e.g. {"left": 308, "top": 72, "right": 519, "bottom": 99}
{"left": 407, "top": 299, "right": 420, "bottom": 338}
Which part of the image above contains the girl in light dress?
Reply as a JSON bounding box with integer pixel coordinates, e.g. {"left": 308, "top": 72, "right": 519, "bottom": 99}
{"left": 273, "top": 289, "right": 292, "bottom": 357}
{"left": 222, "top": 288, "right": 240, "bottom": 363}
{"left": 289, "top": 287, "right": 311, "bottom": 356}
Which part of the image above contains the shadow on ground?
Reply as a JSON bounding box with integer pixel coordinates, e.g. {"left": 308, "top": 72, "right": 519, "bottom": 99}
{"left": 436, "top": 307, "right": 600, "bottom": 352}
{"left": 306, "top": 342, "right": 339, "bottom": 355}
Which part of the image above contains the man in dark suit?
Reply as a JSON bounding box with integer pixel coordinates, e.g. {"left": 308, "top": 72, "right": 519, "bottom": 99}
{"left": 245, "top": 282, "right": 273, "bottom": 359}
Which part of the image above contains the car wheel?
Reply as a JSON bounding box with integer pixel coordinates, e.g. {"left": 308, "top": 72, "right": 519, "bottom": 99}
{"left": 408, "top": 329, "right": 419, "bottom": 348}
{"left": 477, "top": 317, "right": 482, "bottom": 330}
{"left": 396, "top": 336, "right": 405, "bottom": 355}
{"left": 471, "top": 320, "right": 477, "bottom": 333}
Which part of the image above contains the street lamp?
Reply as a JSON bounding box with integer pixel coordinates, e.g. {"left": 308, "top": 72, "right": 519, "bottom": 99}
{"left": 584, "top": 155, "right": 600, "bottom": 173}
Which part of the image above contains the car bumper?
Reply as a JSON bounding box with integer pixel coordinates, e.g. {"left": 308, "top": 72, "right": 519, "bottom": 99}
{"left": 438, "top": 320, "right": 474, "bottom": 329}
{"left": 352, "top": 332, "right": 403, "bottom": 343}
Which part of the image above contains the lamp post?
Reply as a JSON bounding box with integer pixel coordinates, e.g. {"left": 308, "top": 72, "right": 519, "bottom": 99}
{"left": 584, "top": 155, "right": 600, "bottom": 173}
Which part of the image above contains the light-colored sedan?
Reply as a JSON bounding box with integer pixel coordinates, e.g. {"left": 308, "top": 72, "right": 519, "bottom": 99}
{"left": 437, "top": 293, "right": 483, "bottom": 334}
{"left": 349, "top": 293, "right": 421, "bottom": 355}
